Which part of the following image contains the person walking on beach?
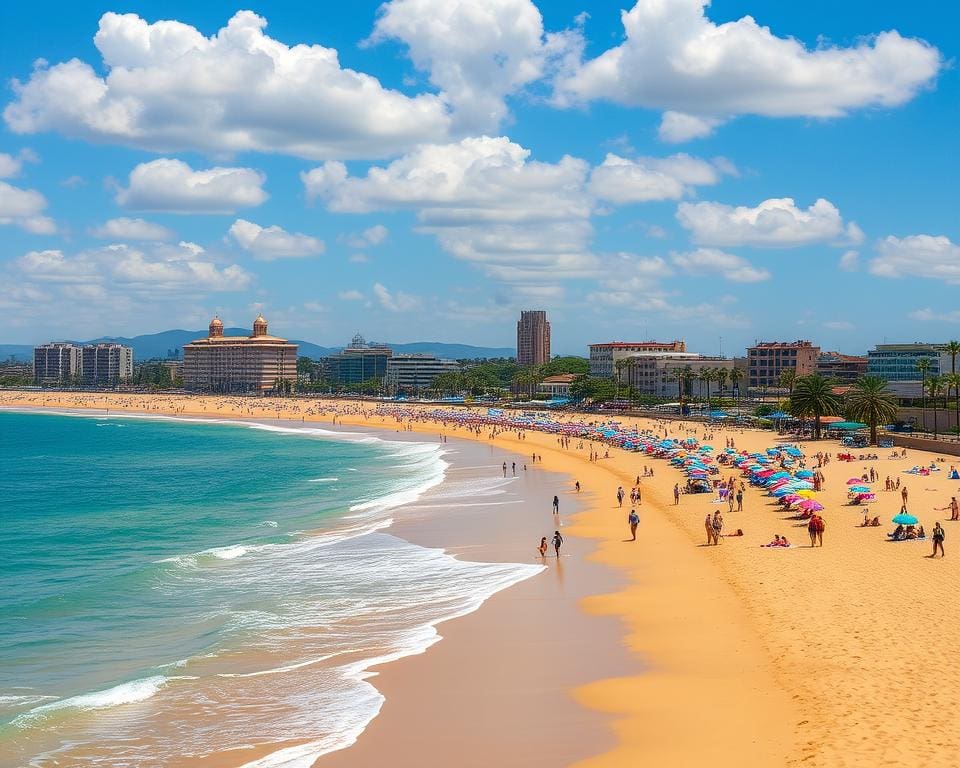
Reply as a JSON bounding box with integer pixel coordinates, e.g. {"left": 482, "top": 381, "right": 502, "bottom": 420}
{"left": 538, "top": 537, "right": 549, "bottom": 557}
{"left": 511, "top": 462, "right": 516, "bottom": 476}
{"left": 736, "top": 487, "right": 743, "bottom": 512}
{"left": 616, "top": 486, "right": 625, "bottom": 508}
{"left": 674, "top": 483, "right": 680, "bottom": 505}
{"left": 937, "top": 497, "right": 959, "bottom": 521}
{"left": 712, "top": 510, "right": 724, "bottom": 544}
{"left": 705, "top": 514, "right": 714, "bottom": 545}
{"left": 931, "top": 522, "right": 946, "bottom": 558}
{"left": 575, "top": 481, "right": 580, "bottom": 493}
{"left": 552, "top": 530, "right": 563, "bottom": 557}
{"left": 502, "top": 462, "right": 507, "bottom": 477}
{"left": 628, "top": 509, "right": 640, "bottom": 541}
{"left": 552, "top": 495, "right": 560, "bottom": 515}
{"left": 901, "top": 485, "right": 909, "bottom": 508}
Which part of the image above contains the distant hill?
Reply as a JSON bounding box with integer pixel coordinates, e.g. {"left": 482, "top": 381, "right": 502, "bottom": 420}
{"left": 1, "top": 332, "right": 514, "bottom": 363}
{"left": 0, "top": 344, "right": 33, "bottom": 362}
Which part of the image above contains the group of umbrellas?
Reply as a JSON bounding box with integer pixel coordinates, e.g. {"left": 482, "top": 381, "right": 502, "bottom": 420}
{"left": 846, "top": 477, "right": 877, "bottom": 504}
{"left": 727, "top": 447, "right": 825, "bottom": 514}
{"left": 402, "top": 407, "right": 918, "bottom": 530}
{"left": 420, "top": 407, "right": 680, "bottom": 453}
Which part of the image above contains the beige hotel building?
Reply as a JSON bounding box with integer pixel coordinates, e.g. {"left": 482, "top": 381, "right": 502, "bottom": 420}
{"left": 183, "top": 315, "right": 298, "bottom": 394}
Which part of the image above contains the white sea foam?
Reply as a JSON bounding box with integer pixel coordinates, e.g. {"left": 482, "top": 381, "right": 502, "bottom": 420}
{"left": 6, "top": 406, "right": 544, "bottom": 768}
{"left": 216, "top": 652, "right": 348, "bottom": 679}
{"left": 258, "top": 520, "right": 279, "bottom": 528}
{"left": 206, "top": 545, "right": 248, "bottom": 560}
{"left": 12, "top": 675, "right": 192, "bottom": 725}
{"left": 307, "top": 477, "right": 338, "bottom": 483}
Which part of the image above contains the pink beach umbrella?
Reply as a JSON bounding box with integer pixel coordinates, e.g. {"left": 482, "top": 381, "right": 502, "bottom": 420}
{"left": 846, "top": 478, "right": 862, "bottom": 485}
{"left": 798, "top": 500, "right": 824, "bottom": 511}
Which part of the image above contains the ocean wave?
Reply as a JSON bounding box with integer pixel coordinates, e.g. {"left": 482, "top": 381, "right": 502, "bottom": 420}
{"left": 307, "top": 477, "right": 338, "bottom": 483}
{"left": 258, "top": 520, "right": 279, "bottom": 528}
{"left": 12, "top": 675, "right": 195, "bottom": 726}
{"left": 238, "top": 554, "right": 544, "bottom": 768}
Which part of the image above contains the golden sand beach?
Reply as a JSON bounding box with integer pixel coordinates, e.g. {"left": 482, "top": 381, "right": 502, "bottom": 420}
{"left": 5, "top": 390, "right": 960, "bottom": 767}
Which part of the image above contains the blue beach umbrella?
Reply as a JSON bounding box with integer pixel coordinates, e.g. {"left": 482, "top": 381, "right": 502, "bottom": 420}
{"left": 892, "top": 513, "right": 919, "bottom": 526}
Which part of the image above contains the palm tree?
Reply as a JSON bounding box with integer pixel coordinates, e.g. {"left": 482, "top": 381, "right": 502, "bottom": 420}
{"left": 916, "top": 357, "right": 931, "bottom": 433}
{"left": 847, "top": 376, "right": 898, "bottom": 446}
{"left": 927, "top": 375, "right": 943, "bottom": 439}
{"left": 947, "top": 340, "right": 960, "bottom": 376}
{"left": 944, "top": 372, "right": 960, "bottom": 436}
{"left": 673, "top": 366, "right": 685, "bottom": 412}
{"left": 716, "top": 368, "right": 729, "bottom": 404}
{"left": 698, "top": 368, "right": 711, "bottom": 409}
{"left": 729, "top": 368, "right": 743, "bottom": 408}
{"left": 778, "top": 368, "right": 797, "bottom": 398}
{"left": 946, "top": 341, "right": 960, "bottom": 433}
{"left": 790, "top": 374, "right": 840, "bottom": 440}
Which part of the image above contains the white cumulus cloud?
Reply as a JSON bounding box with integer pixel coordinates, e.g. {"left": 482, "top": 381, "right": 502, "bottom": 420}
{"left": 658, "top": 112, "right": 725, "bottom": 143}
{"left": 17, "top": 241, "right": 251, "bottom": 293}
{"left": 0, "top": 180, "right": 55, "bottom": 233}
{"left": 372, "top": 282, "right": 420, "bottom": 312}
{"left": 589, "top": 152, "right": 729, "bottom": 203}
{"left": 345, "top": 224, "right": 389, "bottom": 249}
{"left": 369, "top": 0, "right": 576, "bottom": 133}
{"left": 671, "top": 248, "right": 770, "bottom": 283}
{"left": 838, "top": 250, "right": 860, "bottom": 272}
{"left": 871, "top": 235, "right": 960, "bottom": 283}
{"left": 90, "top": 217, "right": 174, "bottom": 241}
{"left": 228, "top": 219, "right": 325, "bottom": 260}
{"left": 554, "top": 0, "right": 942, "bottom": 140}
{"left": 677, "top": 197, "right": 860, "bottom": 247}
{"left": 4, "top": 11, "right": 452, "bottom": 160}
{"left": 116, "top": 159, "right": 267, "bottom": 214}
{"left": 338, "top": 289, "right": 364, "bottom": 301}
{"left": 303, "top": 135, "right": 598, "bottom": 287}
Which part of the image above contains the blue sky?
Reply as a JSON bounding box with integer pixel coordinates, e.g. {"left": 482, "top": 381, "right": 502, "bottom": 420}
{"left": 0, "top": 0, "right": 957, "bottom": 356}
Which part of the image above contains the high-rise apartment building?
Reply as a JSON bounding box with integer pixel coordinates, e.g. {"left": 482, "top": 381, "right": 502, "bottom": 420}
{"left": 183, "top": 315, "right": 298, "bottom": 394}
{"left": 747, "top": 340, "right": 819, "bottom": 390}
{"left": 588, "top": 341, "right": 687, "bottom": 377}
{"left": 33, "top": 342, "right": 82, "bottom": 384}
{"left": 323, "top": 334, "right": 393, "bottom": 385}
{"left": 81, "top": 343, "right": 133, "bottom": 385}
{"left": 385, "top": 354, "right": 459, "bottom": 394}
{"left": 516, "top": 310, "right": 551, "bottom": 366}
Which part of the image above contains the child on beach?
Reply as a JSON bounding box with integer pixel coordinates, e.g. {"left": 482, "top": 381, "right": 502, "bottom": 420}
{"left": 552, "top": 530, "right": 563, "bottom": 558}
{"left": 538, "top": 537, "right": 548, "bottom": 557}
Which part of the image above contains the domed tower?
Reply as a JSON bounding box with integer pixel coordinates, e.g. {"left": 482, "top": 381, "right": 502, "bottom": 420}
{"left": 252, "top": 314, "right": 268, "bottom": 337}
{"left": 208, "top": 316, "right": 224, "bottom": 338}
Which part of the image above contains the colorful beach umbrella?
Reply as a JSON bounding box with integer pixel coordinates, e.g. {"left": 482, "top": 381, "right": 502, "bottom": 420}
{"left": 892, "top": 513, "right": 919, "bottom": 525}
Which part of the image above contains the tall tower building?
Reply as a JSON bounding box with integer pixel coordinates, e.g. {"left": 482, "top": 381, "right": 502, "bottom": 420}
{"left": 517, "top": 310, "right": 551, "bottom": 366}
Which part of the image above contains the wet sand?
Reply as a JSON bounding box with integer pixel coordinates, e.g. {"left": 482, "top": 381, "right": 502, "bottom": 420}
{"left": 6, "top": 391, "right": 960, "bottom": 767}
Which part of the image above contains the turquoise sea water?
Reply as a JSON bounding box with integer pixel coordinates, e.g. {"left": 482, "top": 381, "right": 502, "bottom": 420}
{"left": 0, "top": 411, "right": 539, "bottom": 767}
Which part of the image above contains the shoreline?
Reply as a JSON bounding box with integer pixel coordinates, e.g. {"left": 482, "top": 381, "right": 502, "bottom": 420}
{"left": 9, "top": 391, "right": 960, "bottom": 766}
{"left": 1, "top": 403, "right": 630, "bottom": 768}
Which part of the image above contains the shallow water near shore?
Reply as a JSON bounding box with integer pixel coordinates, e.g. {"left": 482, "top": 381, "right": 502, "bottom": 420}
{"left": 0, "top": 410, "right": 542, "bottom": 767}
